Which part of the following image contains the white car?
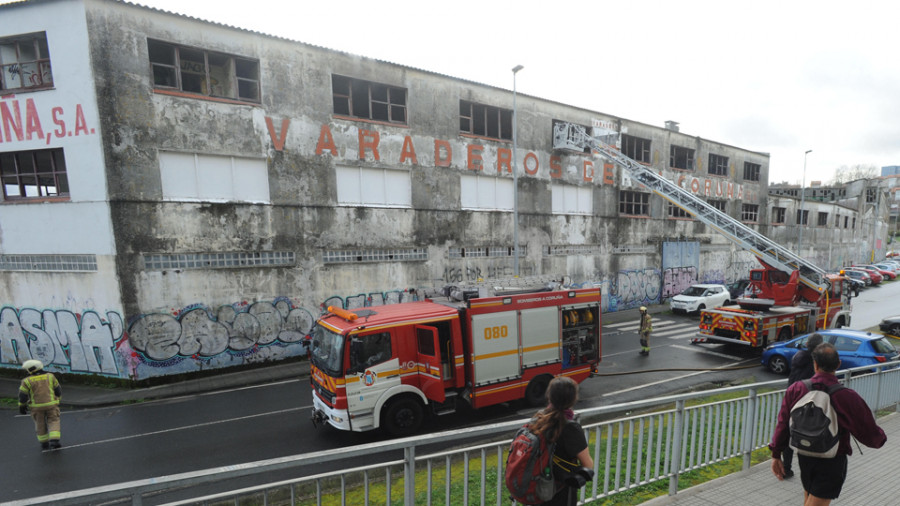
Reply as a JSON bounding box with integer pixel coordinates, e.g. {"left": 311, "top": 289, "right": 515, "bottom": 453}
{"left": 669, "top": 284, "right": 732, "bottom": 314}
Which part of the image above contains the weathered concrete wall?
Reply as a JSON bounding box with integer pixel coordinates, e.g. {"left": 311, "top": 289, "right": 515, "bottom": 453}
{"left": 0, "top": 0, "right": 885, "bottom": 380}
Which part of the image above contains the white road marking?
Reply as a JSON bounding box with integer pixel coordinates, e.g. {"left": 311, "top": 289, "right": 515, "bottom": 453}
{"left": 60, "top": 406, "right": 313, "bottom": 450}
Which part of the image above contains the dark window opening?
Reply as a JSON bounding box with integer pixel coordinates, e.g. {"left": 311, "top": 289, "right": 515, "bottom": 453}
{"left": 818, "top": 212, "right": 828, "bottom": 226}
{"left": 772, "top": 206, "right": 786, "bottom": 224}
{"left": 670, "top": 145, "right": 694, "bottom": 170}
{"left": 621, "top": 134, "right": 651, "bottom": 163}
{"left": 796, "top": 209, "right": 809, "bottom": 225}
{"left": 1, "top": 148, "right": 68, "bottom": 199}
{"left": 0, "top": 32, "right": 53, "bottom": 92}
{"left": 743, "top": 162, "right": 761, "bottom": 182}
{"left": 741, "top": 204, "right": 759, "bottom": 222}
{"left": 667, "top": 202, "right": 691, "bottom": 218}
{"left": 332, "top": 75, "right": 407, "bottom": 124}
{"left": 708, "top": 154, "right": 728, "bottom": 176}
{"left": 148, "top": 39, "right": 260, "bottom": 102}
{"left": 708, "top": 199, "right": 727, "bottom": 212}
{"left": 619, "top": 191, "right": 650, "bottom": 216}
{"left": 460, "top": 100, "right": 512, "bottom": 140}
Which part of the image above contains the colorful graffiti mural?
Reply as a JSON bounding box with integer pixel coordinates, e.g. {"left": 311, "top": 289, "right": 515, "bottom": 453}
{"left": 0, "top": 307, "right": 125, "bottom": 375}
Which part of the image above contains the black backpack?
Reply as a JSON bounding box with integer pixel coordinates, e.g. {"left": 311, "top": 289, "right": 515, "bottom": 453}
{"left": 789, "top": 380, "right": 846, "bottom": 458}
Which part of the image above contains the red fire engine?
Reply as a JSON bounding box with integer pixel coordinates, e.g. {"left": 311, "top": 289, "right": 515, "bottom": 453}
{"left": 694, "top": 262, "right": 852, "bottom": 347}
{"left": 309, "top": 286, "right": 601, "bottom": 436}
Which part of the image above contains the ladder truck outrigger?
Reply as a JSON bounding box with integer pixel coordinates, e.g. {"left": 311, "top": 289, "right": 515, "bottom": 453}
{"left": 551, "top": 123, "right": 852, "bottom": 349}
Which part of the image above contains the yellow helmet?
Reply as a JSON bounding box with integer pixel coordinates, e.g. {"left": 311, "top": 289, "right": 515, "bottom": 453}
{"left": 640, "top": 306, "right": 647, "bottom": 312}
{"left": 23, "top": 359, "right": 43, "bottom": 374}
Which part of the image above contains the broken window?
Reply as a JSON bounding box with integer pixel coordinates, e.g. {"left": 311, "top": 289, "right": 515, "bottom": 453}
{"left": 743, "top": 162, "right": 761, "bottom": 182}
{"left": 460, "top": 100, "right": 513, "bottom": 140}
{"left": 148, "top": 39, "right": 260, "bottom": 102}
{"left": 670, "top": 145, "right": 694, "bottom": 170}
{"left": 866, "top": 188, "right": 877, "bottom": 203}
{"left": 552, "top": 120, "right": 593, "bottom": 154}
{"left": 332, "top": 75, "right": 407, "bottom": 124}
{"left": 796, "top": 209, "right": 809, "bottom": 226}
{"left": 667, "top": 202, "right": 691, "bottom": 218}
{"left": 708, "top": 154, "right": 728, "bottom": 176}
{"left": 818, "top": 212, "right": 828, "bottom": 226}
{"left": 741, "top": 204, "right": 759, "bottom": 222}
{"left": 0, "top": 32, "right": 53, "bottom": 92}
{"left": 844, "top": 216, "right": 849, "bottom": 229}
{"left": 619, "top": 190, "right": 649, "bottom": 216}
{"left": 772, "top": 206, "right": 786, "bottom": 224}
{"left": 1, "top": 148, "right": 68, "bottom": 200}
{"left": 621, "top": 134, "right": 651, "bottom": 163}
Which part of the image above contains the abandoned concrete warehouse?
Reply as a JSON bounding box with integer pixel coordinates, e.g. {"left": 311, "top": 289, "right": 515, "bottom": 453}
{"left": 0, "top": 0, "right": 890, "bottom": 380}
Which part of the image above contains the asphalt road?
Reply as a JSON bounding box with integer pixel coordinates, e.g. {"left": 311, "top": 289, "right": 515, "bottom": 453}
{"left": 2, "top": 279, "right": 897, "bottom": 503}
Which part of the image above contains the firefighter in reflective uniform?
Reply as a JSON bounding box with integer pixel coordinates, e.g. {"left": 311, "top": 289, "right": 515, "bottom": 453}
{"left": 18, "top": 360, "right": 62, "bottom": 450}
{"left": 638, "top": 306, "right": 652, "bottom": 356}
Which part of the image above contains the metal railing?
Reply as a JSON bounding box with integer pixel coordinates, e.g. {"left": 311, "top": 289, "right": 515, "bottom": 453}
{"left": 8, "top": 363, "right": 900, "bottom": 506}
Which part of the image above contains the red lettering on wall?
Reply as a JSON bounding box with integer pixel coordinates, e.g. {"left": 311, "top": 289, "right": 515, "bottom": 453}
{"left": 497, "top": 148, "right": 511, "bottom": 173}
{"left": 583, "top": 160, "right": 594, "bottom": 183}
{"left": 265, "top": 117, "right": 290, "bottom": 152}
{"left": 315, "top": 124, "right": 337, "bottom": 156}
{"left": 704, "top": 179, "right": 712, "bottom": 196}
{"left": 467, "top": 144, "right": 484, "bottom": 171}
{"left": 727, "top": 183, "right": 734, "bottom": 199}
{"left": 25, "top": 99, "right": 43, "bottom": 141}
{"left": 400, "top": 135, "right": 418, "bottom": 165}
{"left": 73, "top": 104, "right": 88, "bottom": 137}
{"left": 52, "top": 107, "right": 65, "bottom": 139}
{"left": 435, "top": 140, "right": 452, "bottom": 167}
{"left": 602, "top": 163, "right": 615, "bottom": 185}
{"left": 691, "top": 178, "right": 700, "bottom": 193}
{"left": 358, "top": 129, "right": 380, "bottom": 161}
{"left": 524, "top": 152, "right": 539, "bottom": 175}
{"left": 0, "top": 100, "right": 23, "bottom": 143}
{"left": 550, "top": 156, "right": 562, "bottom": 179}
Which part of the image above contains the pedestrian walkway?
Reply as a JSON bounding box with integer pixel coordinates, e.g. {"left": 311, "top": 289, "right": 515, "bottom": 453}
{"left": 644, "top": 411, "right": 900, "bottom": 505}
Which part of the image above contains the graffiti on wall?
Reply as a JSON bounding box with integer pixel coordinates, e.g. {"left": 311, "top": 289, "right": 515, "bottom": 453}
{"left": 0, "top": 307, "right": 124, "bottom": 375}
{"left": 661, "top": 266, "right": 697, "bottom": 298}
{"left": 127, "top": 298, "right": 315, "bottom": 362}
{"left": 608, "top": 268, "right": 662, "bottom": 311}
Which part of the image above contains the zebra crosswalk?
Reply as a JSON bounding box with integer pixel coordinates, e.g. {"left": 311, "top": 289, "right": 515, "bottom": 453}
{"left": 604, "top": 317, "right": 698, "bottom": 340}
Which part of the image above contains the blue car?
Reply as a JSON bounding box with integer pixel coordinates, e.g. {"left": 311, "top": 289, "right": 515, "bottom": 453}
{"left": 761, "top": 329, "right": 899, "bottom": 374}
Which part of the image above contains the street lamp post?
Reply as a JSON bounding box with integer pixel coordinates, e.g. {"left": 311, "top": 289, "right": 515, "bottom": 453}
{"left": 798, "top": 149, "right": 812, "bottom": 256}
{"left": 512, "top": 65, "right": 523, "bottom": 276}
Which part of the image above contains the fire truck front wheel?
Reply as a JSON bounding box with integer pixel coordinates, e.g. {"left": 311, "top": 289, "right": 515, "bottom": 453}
{"left": 525, "top": 375, "right": 552, "bottom": 407}
{"left": 381, "top": 396, "right": 424, "bottom": 437}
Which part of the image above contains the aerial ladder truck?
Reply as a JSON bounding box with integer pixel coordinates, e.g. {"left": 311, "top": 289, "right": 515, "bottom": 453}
{"left": 552, "top": 123, "right": 851, "bottom": 348}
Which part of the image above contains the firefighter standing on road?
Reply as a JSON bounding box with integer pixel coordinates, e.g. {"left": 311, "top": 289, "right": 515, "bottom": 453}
{"left": 639, "top": 306, "right": 652, "bottom": 356}
{"left": 18, "top": 359, "right": 62, "bottom": 450}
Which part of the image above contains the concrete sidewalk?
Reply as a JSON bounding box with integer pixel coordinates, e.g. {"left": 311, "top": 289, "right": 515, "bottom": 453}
{"left": 644, "top": 412, "right": 900, "bottom": 505}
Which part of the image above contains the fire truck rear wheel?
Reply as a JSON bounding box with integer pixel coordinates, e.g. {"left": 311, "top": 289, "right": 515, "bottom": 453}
{"left": 525, "top": 375, "right": 552, "bottom": 407}
{"left": 382, "top": 397, "right": 424, "bottom": 437}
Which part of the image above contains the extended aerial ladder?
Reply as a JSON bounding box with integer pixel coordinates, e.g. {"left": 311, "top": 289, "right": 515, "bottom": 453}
{"left": 551, "top": 123, "right": 831, "bottom": 305}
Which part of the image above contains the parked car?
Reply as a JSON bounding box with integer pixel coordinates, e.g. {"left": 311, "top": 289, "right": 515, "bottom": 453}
{"left": 669, "top": 284, "right": 731, "bottom": 315}
{"left": 874, "top": 262, "right": 900, "bottom": 276}
{"left": 842, "top": 269, "right": 872, "bottom": 286}
{"left": 880, "top": 316, "right": 900, "bottom": 337}
{"left": 840, "top": 276, "right": 864, "bottom": 295}
{"left": 847, "top": 267, "right": 883, "bottom": 284}
{"left": 857, "top": 264, "right": 897, "bottom": 280}
{"left": 726, "top": 279, "right": 751, "bottom": 300}
{"left": 761, "top": 329, "right": 899, "bottom": 374}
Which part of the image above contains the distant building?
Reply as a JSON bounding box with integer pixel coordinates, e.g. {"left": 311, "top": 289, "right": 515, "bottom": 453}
{"left": 882, "top": 166, "right": 900, "bottom": 177}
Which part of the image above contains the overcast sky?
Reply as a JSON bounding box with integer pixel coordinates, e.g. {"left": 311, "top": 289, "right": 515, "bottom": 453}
{"left": 26, "top": 0, "right": 900, "bottom": 184}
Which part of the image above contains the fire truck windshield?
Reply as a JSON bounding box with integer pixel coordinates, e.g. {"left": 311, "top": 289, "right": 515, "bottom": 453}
{"left": 310, "top": 324, "right": 344, "bottom": 377}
